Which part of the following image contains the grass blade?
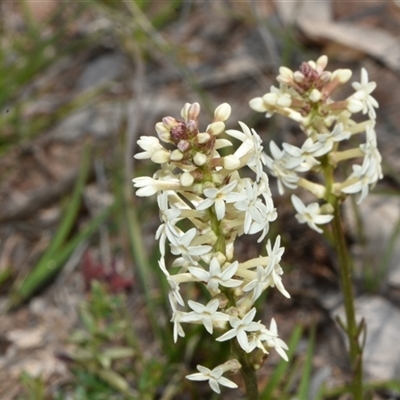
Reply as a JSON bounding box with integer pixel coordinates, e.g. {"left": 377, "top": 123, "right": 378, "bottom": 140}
{"left": 260, "top": 324, "right": 303, "bottom": 399}
{"left": 9, "top": 145, "right": 92, "bottom": 306}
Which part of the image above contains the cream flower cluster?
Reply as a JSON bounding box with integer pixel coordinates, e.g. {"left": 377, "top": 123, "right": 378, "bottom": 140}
{"left": 250, "top": 56, "right": 382, "bottom": 233}
{"left": 133, "top": 102, "right": 289, "bottom": 394}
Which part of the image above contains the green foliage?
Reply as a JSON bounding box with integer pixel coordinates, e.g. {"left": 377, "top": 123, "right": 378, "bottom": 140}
{"left": 64, "top": 281, "right": 175, "bottom": 400}
{"left": 18, "top": 372, "right": 47, "bottom": 400}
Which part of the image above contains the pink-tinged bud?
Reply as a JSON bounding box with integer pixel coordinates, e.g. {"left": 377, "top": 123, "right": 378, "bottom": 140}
{"left": 155, "top": 122, "right": 172, "bottom": 143}
{"left": 197, "top": 132, "right": 211, "bottom": 143}
{"left": 300, "top": 62, "right": 319, "bottom": 81}
{"left": 180, "top": 172, "right": 194, "bottom": 187}
{"left": 162, "top": 116, "right": 179, "bottom": 128}
{"left": 193, "top": 152, "right": 207, "bottom": 166}
{"left": 177, "top": 140, "right": 190, "bottom": 152}
{"left": 213, "top": 103, "right": 231, "bottom": 122}
{"left": 207, "top": 121, "right": 225, "bottom": 136}
{"left": 188, "top": 102, "right": 201, "bottom": 121}
{"left": 170, "top": 149, "right": 184, "bottom": 161}
{"left": 170, "top": 121, "right": 189, "bottom": 143}
{"left": 320, "top": 71, "right": 331, "bottom": 82}
{"left": 186, "top": 120, "right": 198, "bottom": 133}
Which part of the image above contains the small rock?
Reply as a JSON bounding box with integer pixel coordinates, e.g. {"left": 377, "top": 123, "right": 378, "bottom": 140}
{"left": 344, "top": 195, "right": 400, "bottom": 288}
{"left": 333, "top": 295, "right": 400, "bottom": 381}
{"left": 77, "top": 53, "right": 127, "bottom": 91}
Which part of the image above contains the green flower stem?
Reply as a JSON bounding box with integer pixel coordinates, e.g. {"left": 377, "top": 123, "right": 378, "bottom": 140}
{"left": 331, "top": 203, "right": 364, "bottom": 400}
{"left": 322, "top": 155, "right": 363, "bottom": 399}
{"left": 231, "top": 340, "right": 259, "bottom": 400}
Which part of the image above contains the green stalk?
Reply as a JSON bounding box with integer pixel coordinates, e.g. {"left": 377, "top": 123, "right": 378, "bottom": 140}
{"left": 231, "top": 340, "right": 259, "bottom": 400}
{"left": 331, "top": 202, "right": 363, "bottom": 400}
{"left": 321, "top": 155, "right": 364, "bottom": 399}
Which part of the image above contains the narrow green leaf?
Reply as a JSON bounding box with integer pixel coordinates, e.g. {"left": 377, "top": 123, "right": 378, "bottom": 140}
{"left": 298, "top": 326, "right": 316, "bottom": 400}
{"left": 9, "top": 146, "right": 92, "bottom": 305}
{"left": 260, "top": 324, "right": 303, "bottom": 399}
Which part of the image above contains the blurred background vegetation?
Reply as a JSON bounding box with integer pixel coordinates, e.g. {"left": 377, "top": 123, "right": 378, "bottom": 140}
{"left": 1, "top": 1, "right": 400, "bottom": 399}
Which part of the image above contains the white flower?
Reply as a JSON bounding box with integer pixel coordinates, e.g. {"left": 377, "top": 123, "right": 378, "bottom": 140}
{"left": 158, "top": 258, "right": 184, "bottom": 310}
{"left": 316, "top": 123, "right": 351, "bottom": 155}
{"left": 181, "top": 299, "right": 230, "bottom": 334}
{"left": 155, "top": 192, "right": 182, "bottom": 256}
{"left": 226, "top": 122, "right": 265, "bottom": 180}
{"left": 234, "top": 180, "right": 271, "bottom": 235}
{"left": 188, "top": 258, "right": 242, "bottom": 293}
{"left": 134, "top": 136, "right": 166, "bottom": 160}
{"left": 264, "top": 236, "right": 290, "bottom": 298}
{"left": 265, "top": 141, "right": 299, "bottom": 194}
{"left": 351, "top": 68, "right": 378, "bottom": 119}
{"left": 291, "top": 194, "right": 333, "bottom": 233}
{"left": 282, "top": 138, "right": 324, "bottom": 172}
{"left": 242, "top": 265, "right": 271, "bottom": 302}
{"left": 196, "top": 180, "right": 242, "bottom": 221}
{"left": 340, "top": 159, "right": 379, "bottom": 204}
{"left": 216, "top": 308, "right": 265, "bottom": 352}
{"left": 186, "top": 364, "right": 238, "bottom": 394}
{"left": 247, "top": 324, "right": 277, "bottom": 353}
{"left": 360, "top": 124, "right": 382, "bottom": 180}
{"left": 171, "top": 310, "right": 186, "bottom": 343}
{"left": 132, "top": 176, "right": 180, "bottom": 197}
{"left": 245, "top": 200, "right": 277, "bottom": 243}
{"left": 264, "top": 318, "right": 289, "bottom": 361}
{"left": 169, "top": 228, "right": 212, "bottom": 263}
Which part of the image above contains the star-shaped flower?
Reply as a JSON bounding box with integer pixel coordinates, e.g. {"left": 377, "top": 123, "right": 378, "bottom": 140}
{"left": 186, "top": 364, "right": 238, "bottom": 394}
{"left": 351, "top": 68, "right": 379, "bottom": 119}
{"left": 181, "top": 299, "right": 230, "bottom": 334}
{"left": 216, "top": 308, "right": 265, "bottom": 352}
{"left": 188, "top": 258, "right": 242, "bottom": 293}
{"left": 291, "top": 194, "right": 333, "bottom": 234}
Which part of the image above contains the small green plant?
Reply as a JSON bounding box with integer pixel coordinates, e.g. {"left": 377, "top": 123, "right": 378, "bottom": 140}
{"left": 65, "top": 281, "right": 167, "bottom": 400}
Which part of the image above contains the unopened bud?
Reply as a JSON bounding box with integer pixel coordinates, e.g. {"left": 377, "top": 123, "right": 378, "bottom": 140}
{"left": 223, "top": 155, "right": 240, "bottom": 170}
{"left": 170, "top": 149, "right": 183, "bottom": 161}
{"left": 197, "top": 132, "right": 211, "bottom": 144}
{"left": 316, "top": 55, "right": 328, "bottom": 71}
{"left": 180, "top": 172, "right": 194, "bottom": 187}
{"left": 214, "top": 103, "right": 232, "bottom": 122}
{"left": 188, "top": 102, "right": 201, "bottom": 121}
{"left": 155, "top": 122, "right": 171, "bottom": 143}
{"left": 262, "top": 93, "right": 278, "bottom": 106}
{"left": 309, "top": 89, "right": 322, "bottom": 103}
{"left": 207, "top": 121, "right": 225, "bottom": 136}
{"left": 331, "top": 69, "right": 352, "bottom": 83}
{"left": 276, "top": 94, "right": 292, "bottom": 107}
{"left": 178, "top": 140, "right": 190, "bottom": 152}
{"left": 293, "top": 71, "right": 305, "bottom": 83}
{"left": 151, "top": 149, "right": 170, "bottom": 164}
{"left": 193, "top": 152, "right": 207, "bottom": 166}
{"left": 347, "top": 98, "right": 363, "bottom": 113}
